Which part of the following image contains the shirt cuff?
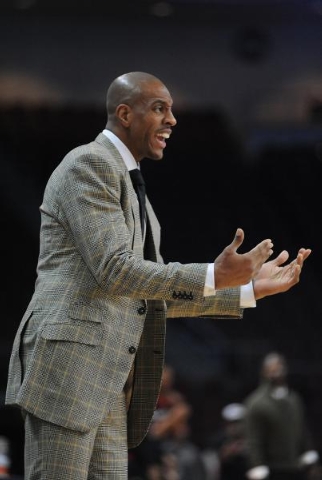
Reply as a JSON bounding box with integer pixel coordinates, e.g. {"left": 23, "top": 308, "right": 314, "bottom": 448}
{"left": 240, "top": 281, "right": 256, "bottom": 308}
{"left": 204, "top": 263, "right": 216, "bottom": 297}
{"left": 205, "top": 264, "right": 256, "bottom": 308}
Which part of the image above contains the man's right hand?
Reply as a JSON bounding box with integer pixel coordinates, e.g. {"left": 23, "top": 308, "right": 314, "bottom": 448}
{"left": 214, "top": 228, "right": 273, "bottom": 290}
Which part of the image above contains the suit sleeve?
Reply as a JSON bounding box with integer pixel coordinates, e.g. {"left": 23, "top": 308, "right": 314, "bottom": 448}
{"left": 40, "top": 150, "right": 207, "bottom": 299}
{"left": 166, "top": 287, "right": 242, "bottom": 319}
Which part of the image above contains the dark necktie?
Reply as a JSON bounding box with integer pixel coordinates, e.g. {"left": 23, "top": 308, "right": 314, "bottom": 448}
{"left": 129, "top": 168, "right": 146, "bottom": 237}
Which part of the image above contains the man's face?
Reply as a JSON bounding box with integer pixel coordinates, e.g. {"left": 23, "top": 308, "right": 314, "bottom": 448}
{"left": 264, "top": 357, "right": 287, "bottom": 386}
{"left": 127, "top": 80, "right": 177, "bottom": 161}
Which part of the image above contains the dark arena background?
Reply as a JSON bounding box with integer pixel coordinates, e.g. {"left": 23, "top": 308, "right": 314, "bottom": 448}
{"left": 1, "top": 0, "right": 322, "bottom": 477}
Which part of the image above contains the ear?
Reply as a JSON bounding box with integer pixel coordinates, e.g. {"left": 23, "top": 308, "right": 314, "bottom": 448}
{"left": 116, "top": 104, "right": 132, "bottom": 127}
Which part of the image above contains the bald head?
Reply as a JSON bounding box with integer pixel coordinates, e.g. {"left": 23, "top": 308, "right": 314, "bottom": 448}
{"left": 104, "top": 71, "right": 176, "bottom": 162}
{"left": 106, "top": 72, "right": 164, "bottom": 120}
{"left": 261, "top": 352, "right": 288, "bottom": 385}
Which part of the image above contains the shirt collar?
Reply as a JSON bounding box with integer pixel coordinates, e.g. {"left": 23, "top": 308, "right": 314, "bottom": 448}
{"left": 102, "top": 129, "right": 138, "bottom": 171}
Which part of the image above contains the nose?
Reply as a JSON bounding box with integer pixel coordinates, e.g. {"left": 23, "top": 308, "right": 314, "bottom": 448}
{"left": 166, "top": 109, "right": 177, "bottom": 126}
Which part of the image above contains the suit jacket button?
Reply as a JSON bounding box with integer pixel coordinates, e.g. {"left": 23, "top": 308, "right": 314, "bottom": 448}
{"left": 129, "top": 346, "right": 136, "bottom": 354}
{"left": 137, "top": 306, "right": 146, "bottom": 315}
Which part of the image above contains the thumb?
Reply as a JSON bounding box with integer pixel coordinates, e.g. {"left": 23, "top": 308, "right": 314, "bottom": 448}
{"left": 230, "top": 228, "right": 244, "bottom": 252}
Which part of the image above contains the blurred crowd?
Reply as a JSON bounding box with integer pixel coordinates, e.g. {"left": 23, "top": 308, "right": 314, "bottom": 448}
{"left": 1, "top": 353, "right": 322, "bottom": 480}
{"left": 128, "top": 354, "right": 322, "bottom": 480}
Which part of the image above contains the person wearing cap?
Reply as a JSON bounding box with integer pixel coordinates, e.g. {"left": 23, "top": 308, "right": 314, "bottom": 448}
{"left": 215, "top": 403, "right": 249, "bottom": 480}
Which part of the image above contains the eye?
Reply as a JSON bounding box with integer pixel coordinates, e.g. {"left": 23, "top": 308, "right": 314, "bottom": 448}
{"left": 154, "top": 105, "right": 163, "bottom": 113}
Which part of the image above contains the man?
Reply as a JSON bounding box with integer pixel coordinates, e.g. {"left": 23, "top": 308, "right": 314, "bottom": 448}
{"left": 244, "top": 352, "right": 320, "bottom": 480}
{"left": 5, "top": 72, "right": 311, "bottom": 479}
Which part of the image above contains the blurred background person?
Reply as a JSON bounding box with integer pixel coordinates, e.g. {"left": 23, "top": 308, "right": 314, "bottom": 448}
{"left": 202, "top": 402, "right": 248, "bottom": 480}
{"left": 129, "top": 364, "right": 205, "bottom": 480}
{"left": 244, "top": 352, "right": 320, "bottom": 480}
{"left": 217, "top": 403, "right": 248, "bottom": 480}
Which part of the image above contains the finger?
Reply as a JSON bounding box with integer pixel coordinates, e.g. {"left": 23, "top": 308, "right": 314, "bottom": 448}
{"left": 270, "top": 250, "right": 290, "bottom": 266}
{"left": 250, "top": 238, "right": 274, "bottom": 257}
{"left": 289, "top": 263, "right": 301, "bottom": 284}
{"left": 229, "top": 228, "right": 245, "bottom": 252}
{"left": 296, "top": 252, "right": 304, "bottom": 268}
{"left": 295, "top": 248, "right": 311, "bottom": 268}
{"left": 298, "top": 248, "right": 312, "bottom": 262}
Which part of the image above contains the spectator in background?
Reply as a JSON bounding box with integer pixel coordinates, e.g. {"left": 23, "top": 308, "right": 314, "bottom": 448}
{"left": 244, "top": 352, "right": 320, "bottom": 480}
{"left": 0, "top": 402, "right": 24, "bottom": 479}
{"left": 148, "top": 365, "right": 191, "bottom": 440}
{"left": 203, "top": 402, "right": 248, "bottom": 480}
{"left": 129, "top": 364, "right": 205, "bottom": 480}
{"left": 217, "top": 403, "right": 248, "bottom": 480}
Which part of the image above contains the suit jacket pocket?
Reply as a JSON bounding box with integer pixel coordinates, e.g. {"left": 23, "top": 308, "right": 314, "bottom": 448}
{"left": 68, "top": 302, "right": 103, "bottom": 323}
{"left": 19, "top": 319, "right": 106, "bottom": 431}
{"left": 41, "top": 321, "right": 101, "bottom": 346}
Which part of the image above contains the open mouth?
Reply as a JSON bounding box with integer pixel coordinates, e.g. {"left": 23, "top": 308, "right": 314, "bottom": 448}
{"left": 156, "top": 131, "right": 170, "bottom": 149}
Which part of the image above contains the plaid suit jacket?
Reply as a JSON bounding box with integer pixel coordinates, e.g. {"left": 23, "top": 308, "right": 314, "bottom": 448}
{"left": 5, "top": 133, "right": 242, "bottom": 448}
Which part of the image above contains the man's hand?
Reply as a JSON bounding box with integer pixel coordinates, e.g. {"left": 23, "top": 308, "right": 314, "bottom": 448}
{"left": 214, "top": 228, "right": 274, "bottom": 290}
{"left": 253, "top": 247, "right": 312, "bottom": 300}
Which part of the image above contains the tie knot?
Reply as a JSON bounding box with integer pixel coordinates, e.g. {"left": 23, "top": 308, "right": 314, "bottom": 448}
{"left": 129, "top": 168, "right": 145, "bottom": 187}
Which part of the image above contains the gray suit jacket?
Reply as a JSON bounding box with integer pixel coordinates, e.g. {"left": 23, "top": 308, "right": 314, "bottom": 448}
{"left": 5, "top": 133, "right": 242, "bottom": 448}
